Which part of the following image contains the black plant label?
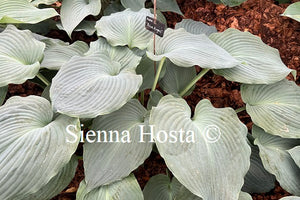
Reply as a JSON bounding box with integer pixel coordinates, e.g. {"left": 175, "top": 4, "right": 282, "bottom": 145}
{"left": 145, "top": 16, "right": 165, "bottom": 37}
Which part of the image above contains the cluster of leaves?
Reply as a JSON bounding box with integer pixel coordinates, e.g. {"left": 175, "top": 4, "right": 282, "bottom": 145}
{"left": 0, "top": 0, "right": 299, "bottom": 200}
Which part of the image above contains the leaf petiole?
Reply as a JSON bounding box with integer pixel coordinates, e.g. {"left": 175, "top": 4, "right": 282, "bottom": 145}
{"left": 179, "top": 68, "right": 210, "bottom": 96}
{"left": 36, "top": 72, "right": 50, "bottom": 87}
{"left": 151, "top": 57, "right": 166, "bottom": 91}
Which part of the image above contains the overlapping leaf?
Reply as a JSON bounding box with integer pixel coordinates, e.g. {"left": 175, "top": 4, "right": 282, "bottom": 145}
{"left": 77, "top": 174, "right": 143, "bottom": 200}
{"left": 136, "top": 54, "right": 166, "bottom": 91}
{"left": 60, "top": 0, "right": 101, "bottom": 37}
{"left": 288, "top": 146, "right": 300, "bottom": 167}
{"left": 252, "top": 125, "right": 300, "bottom": 195}
{"left": 95, "top": 8, "right": 153, "bottom": 49}
{"left": 175, "top": 19, "right": 217, "bottom": 36}
{"left": 0, "top": 0, "right": 58, "bottom": 23}
{"left": 84, "top": 99, "right": 152, "bottom": 190}
{"left": 210, "top": 28, "right": 295, "bottom": 84}
{"left": 150, "top": 95, "right": 251, "bottom": 199}
{"left": 121, "top": 0, "right": 145, "bottom": 11}
{"left": 50, "top": 47, "right": 142, "bottom": 118}
{"left": 242, "top": 135, "right": 275, "bottom": 193}
{"left": 0, "top": 96, "right": 80, "bottom": 199}
{"left": 280, "top": 197, "right": 300, "bottom": 200}
{"left": 154, "top": 0, "right": 183, "bottom": 15}
{"left": 0, "top": 86, "right": 8, "bottom": 105}
{"left": 241, "top": 79, "right": 300, "bottom": 138}
{"left": 147, "top": 28, "right": 239, "bottom": 68}
{"left": 30, "top": 0, "right": 56, "bottom": 6}
{"left": 0, "top": 25, "right": 45, "bottom": 87}
{"left": 41, "top": 40, "right": 89, "bottom": 70}
{"left": 143, "top": 174, "right": 202, "bottom": 200}
{"left": 159, "top": 59, "right": 196, "bottom": 96}
{"left": 282, "top": 2, "right": 300, "bottom": 22}
{"left": 16, "top": 156, "right": 78, "bottom": 200}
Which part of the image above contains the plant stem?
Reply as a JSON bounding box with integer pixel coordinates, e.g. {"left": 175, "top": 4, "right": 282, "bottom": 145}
{"left": 36, "top": 73, "right": 50, "bottom": 87}
{"left": 140, "top": 91, "right": 145, "bottom": 106}
{"left": 179, "top": 68, "right": 210, "bottom": 97}
{"left": 151, "top": 57, "right": 166, "bottom": 91}
{"left": 235, "top": 106, "right": 246, "bottom": 113}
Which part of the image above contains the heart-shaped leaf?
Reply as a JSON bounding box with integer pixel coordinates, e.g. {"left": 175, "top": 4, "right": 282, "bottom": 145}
{"left": 143, "top": 174, "right": 202, "bottom": 200}
{"left": 175, "top": 19, "right": 217, "bottom": 36}
{"left": 77, "top": 174, "right": 143, "bottom": 200}
{"left": 0, "top": 96, "right": 80, "bottom": 199}
{"left": 41, "top": 40, "right": 89, "bottom": 70}
{"left": 95, "top": 8, "right": 153, "bottom": 49}
{"left": 150, "top": 95, "right": 251, "bottom": 199}
{"left": 241, "top": 79, "right": 300, "bottom": 138}
{"left": 210, "top": 28, "right": 295, "bottom": 84}
{"left": 60, "top": 0, "right": 101, "bottom": 37}
{"left": 0, "top": 25, "right": 45, "bottom": 87}
{"left": 84, "top": 99, "right": 152, "bottom": 190}
{"left": 147, "top": 28, "right": 239, "bottom": 69}
{"left": 50, "top": 49, "right": 142, "bottom": 118}
{"left": 252, "top": 125, "right": 300, "bottom": 195}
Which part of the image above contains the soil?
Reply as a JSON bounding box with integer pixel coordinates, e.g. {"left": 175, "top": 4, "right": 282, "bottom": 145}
{"left": 3, "top": 0, "right": 299, "bottom": 199}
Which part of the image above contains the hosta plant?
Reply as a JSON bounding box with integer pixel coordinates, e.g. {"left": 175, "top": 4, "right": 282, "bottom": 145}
{"left": 0, "top": 0, "right": 299, "bottom": 200}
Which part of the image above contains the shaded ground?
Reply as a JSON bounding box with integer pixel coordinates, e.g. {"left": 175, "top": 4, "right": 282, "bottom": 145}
{"left": 4, "top": 0, "right": 299, "bottom": 199}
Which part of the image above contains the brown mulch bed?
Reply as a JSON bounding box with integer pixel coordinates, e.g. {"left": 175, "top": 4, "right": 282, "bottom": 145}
{"left": 4, "top": 0, "right": 299, "bottom": 199}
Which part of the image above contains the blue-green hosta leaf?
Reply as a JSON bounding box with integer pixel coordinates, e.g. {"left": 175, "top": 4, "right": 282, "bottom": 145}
{"left": 280, "top": 197, "right": 300, "bottom": 200}
{"left": 159, "top": 60, "right": 196, "bottom": 96}
{"left": 77, "top": 174, "right": 143, "bottom": 200}
{"left": 0, "top": 0, "right": 58, "bottom": 23}
{"left": 0, "top": 86, "right": 8, "bottom": 105}
{"left": 288, "top": 146, "right": 300, "bottom": 167}
{"left": 210, "top": 28, "right": 295, "bottom": 84}
{"left": 0, "top": 96, "right": 80, "bottom": 199}
{"left": 241, "top": 79, "right": 300, "bottom": 139}
{"left": 143, "top": 174, "right": 202, "bottom": 200}
{"left": 154, "top": 0, "right": 183, "bottom": 15}
{"left": 103, "top": 0, "right": 125, "bottom": 16}
{"left": 147, "top": 28, "right": 239, "bottom": 68}
{"left": 121, "top": 0, "right": 145, "bottom": 11}
{"left": 242, "top": 137, "right": 275, "bottom": 193}
{"left": 0, "top": 25, "right": 45, "bottom": 87}
{"left": 50, "top": 51, "right": 142, "bottom": 118}
{"left": 282, "top": 2, "right": 300, "bottom": 22}
{"left": 86, "top": 37, "right": 142, "bottom": 69}
{"left": 147, "top": 90, "right": 163, "bottom": 110}
{"left": 84, "top": 99, "right": 152, "bottom": 190}
{"left": 95, "top": 8, "right": 153, "bottom": 49}
{"left": 238, "top": 192, "right": 252, "bottom": 200}
{"left": 16, "top": 156, "right": 78, "bottom": 200}
{"left": 57, "top": 20, "right": 96, "bottom": 36}
{"left": 175, "top": 19, "right": 217, "bottom": 36}
{"left": 60, "top": 0, "right": 101, "bottom": 37}
{"left": 150, "top": 95, "right": 251, "bottom": 199}
{"left": 30, "top": 0, "right": 56, "bottom": 6}
{"left": 41, "top": 40, "right": 89, "bottom": 70}
{"left": 252, "top": 125, "right": 300, "bottom": 195}
{"left": 136, "top": 54, "right": 166, "bottom": 91}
